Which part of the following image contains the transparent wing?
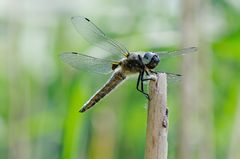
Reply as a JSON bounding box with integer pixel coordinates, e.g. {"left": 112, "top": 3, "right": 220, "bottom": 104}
{"left": 156, "top": 47, "right": 197, "bottom": 58}
{"left": 71, "top": 16, "right": 130, "bottom": 58}
{"left": 165, "top": 72, "right": 182, "bottom": 83}
{"left": 60, "top": 52, "right": 114, "bottom": 74}
{"left": 143, "top": 72, "right": 181, "bottom": 84}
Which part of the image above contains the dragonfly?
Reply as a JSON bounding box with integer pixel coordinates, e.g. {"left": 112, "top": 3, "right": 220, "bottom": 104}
{"left": 60, "top": 16, "right": 197, "bottom": 113}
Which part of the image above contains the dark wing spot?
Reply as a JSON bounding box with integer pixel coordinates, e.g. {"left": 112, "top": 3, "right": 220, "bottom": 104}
{"left": 72, "top": 52, "right": 78, "bottom": 54}
{"left": 85, "top": 17, "right": 90, "bottom": 22}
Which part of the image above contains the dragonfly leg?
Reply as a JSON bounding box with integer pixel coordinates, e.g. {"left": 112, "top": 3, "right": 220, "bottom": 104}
{"left": 136, "top": 72, "right": 141, "bottom": 90}
{"left": 149, "top": 70, "right": 158, "bottom": 74}
{"left": 142, "top": 70, "right": 156, "bottom": 81}
{"left": 136, "top": 71, "right": 150, "bottom": 100}
{"left": 145, "top": 70, "right": 150, "bottom": 76}
{"left": 140, "top": 71, "right": 150, "bottom": 100}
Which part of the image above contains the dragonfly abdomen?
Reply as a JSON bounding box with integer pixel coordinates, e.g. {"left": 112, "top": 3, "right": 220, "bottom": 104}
{"left": 79, "top": 70, "right": 126, "bottom": 112}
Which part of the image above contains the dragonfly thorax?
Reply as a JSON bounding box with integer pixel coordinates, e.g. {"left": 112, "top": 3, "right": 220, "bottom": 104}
{"left": 142, "top": 52, "right": 160, "bottom": 69}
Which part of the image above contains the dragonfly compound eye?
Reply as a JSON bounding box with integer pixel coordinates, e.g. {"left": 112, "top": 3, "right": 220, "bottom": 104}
{"left": 143, "top": 53, "right": 160, "bottom": 69}
{"left": 143, "top": 52, "right": 154, "bottom": 64}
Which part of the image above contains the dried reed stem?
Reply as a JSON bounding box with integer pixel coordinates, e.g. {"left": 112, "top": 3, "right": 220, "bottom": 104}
{"left": 144, "top": 73, "right": 168, "bottom": 159}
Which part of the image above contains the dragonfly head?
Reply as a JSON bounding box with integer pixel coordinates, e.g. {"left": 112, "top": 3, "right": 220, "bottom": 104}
{"left": 142, "top": 52, "right": 160, "bottom": 69}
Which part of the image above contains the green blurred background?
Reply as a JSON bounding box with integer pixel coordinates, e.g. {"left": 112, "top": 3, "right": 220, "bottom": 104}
{"left": 1, "top": 0, "right": 240, "bottom": 159}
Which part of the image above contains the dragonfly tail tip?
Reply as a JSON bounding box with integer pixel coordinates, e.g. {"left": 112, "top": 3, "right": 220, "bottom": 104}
{"left": 79, "top": 107, "right": 86, "bottom": 113}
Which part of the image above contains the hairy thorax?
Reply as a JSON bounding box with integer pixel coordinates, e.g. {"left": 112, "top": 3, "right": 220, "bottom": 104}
{"left": 119, "top": 53, "right": 144, "bottom": 75}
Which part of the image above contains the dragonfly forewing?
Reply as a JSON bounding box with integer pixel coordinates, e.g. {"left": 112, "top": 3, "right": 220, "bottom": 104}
{"left": 157, "top": 47, "right": 197, "bottom": 58}
{"left": 71, "top": 16, "right": 130, "bottom": 59}
{"left": 60, "top": 52, "right": 114, "bottom": 74}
